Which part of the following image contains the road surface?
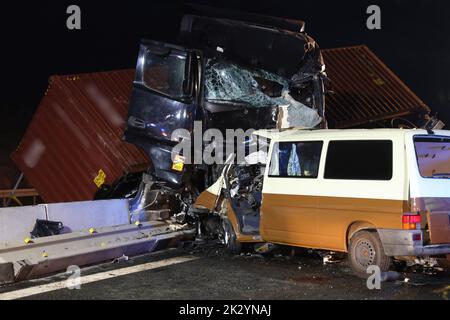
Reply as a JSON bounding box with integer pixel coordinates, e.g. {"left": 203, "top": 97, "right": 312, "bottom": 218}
{"left": 1, "top": 244, "right": 449, "bottom": 300}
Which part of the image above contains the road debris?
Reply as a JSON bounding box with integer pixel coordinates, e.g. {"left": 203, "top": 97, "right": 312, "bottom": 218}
{"left": 112, "top": 255, "right": 129, "bottom": 264}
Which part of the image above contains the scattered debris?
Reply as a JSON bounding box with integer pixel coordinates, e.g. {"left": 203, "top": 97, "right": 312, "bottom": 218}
{"left": 254, "top": 243, "right": 277, "bottom": 254}
{"left": 30, "top": 219, "right": 63, "bottom": 238}
{"left": 380, "top": 271, "right": 402, "bottom": 282}
{"left": 112, "top": 255, "right": 129, "bottom": 264}
{"left": 243, "top": 253, "right": 265, "bottom": 260}
{"left": 316, "top": 251, "right": 344, "bottom": 265}
{"left": 322, "top": 254, "right": 343, "bottom": 265}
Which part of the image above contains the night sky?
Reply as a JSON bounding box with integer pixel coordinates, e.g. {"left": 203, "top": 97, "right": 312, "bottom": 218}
{"left": 1, "top": 0, "right": 449, "bottom": 139}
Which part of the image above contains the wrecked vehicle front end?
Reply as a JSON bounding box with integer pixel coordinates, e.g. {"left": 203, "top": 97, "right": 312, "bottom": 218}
{"left": 123, "top": 14, "right": 327, "bottom": 223}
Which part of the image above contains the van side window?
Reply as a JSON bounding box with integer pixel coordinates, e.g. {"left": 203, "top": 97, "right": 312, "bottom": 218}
{"left": 324, "top": 140, "right": 393, "bottom": 180}
{"left": 269, "top": 141, "right": 323, "bottom": 178}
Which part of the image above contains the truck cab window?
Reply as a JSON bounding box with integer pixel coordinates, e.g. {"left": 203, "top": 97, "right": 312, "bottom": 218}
{"left": 269, "top": 141, "right": 323, "bottom": 178}
{"left": 142, "top": 49, "right": 188, "bottom": 99}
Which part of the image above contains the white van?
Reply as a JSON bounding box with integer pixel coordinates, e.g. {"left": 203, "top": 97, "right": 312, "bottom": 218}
{"left": 194, "top": 128, "right": 450, "bottom": 276}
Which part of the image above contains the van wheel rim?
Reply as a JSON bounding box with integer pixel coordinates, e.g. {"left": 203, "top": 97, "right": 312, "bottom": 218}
{"left": 222, "top": 221, "right": 230, "bottom": 245}
{"left": 224, "top": 228, "right": 230, "bottom": 245}
{"left": 355, "top": 239, "right": 376, "bottom": 267}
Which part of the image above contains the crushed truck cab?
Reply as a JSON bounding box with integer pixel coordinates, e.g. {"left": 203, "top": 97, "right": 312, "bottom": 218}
{"left": 194, "top": 128, "right": 450, "bottom": 276}
{"left": 124, "top": 13, "right": 326, "bottom": 189}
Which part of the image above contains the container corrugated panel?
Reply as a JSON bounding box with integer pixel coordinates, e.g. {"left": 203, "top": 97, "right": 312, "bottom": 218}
{"left": 322, "top": 45, "right": 430, "bottom": 128}
{"left": 12, "top": 70, "right": 150, "bottom": 203}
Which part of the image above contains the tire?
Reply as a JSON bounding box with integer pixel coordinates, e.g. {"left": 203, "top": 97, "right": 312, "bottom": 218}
{"left": 222, "top": 219, "right": 242, "bottom": 254}
{"left": 348, "top": 230, "right": 391, "bottom": 278}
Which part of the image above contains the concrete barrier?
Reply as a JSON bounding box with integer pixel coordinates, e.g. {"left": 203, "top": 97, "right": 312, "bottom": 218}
{"left": 46, "top": 199, "right": 130, "bottom": 233}
{"left": 0, "top": 262, "right": 14, "bottom": 285}
{"left": 0, "top": 199, "right": 130, "bottom": 246}
{"left": 0, "top": 205, "right": 47, "bottom": 245}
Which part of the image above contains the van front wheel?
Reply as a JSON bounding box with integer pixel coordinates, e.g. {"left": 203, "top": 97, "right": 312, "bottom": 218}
{"left": 348, "top": 230, "right": 391, "bottom": 278}
{"left": 222, "top": 219, "right": 242, "bottom": 254}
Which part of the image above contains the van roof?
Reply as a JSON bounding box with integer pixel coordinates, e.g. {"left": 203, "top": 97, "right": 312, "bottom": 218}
{"left": 252, "top": 128, "right": 450, "bottom": 141}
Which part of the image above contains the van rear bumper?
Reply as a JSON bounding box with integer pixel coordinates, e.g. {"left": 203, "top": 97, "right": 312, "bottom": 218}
{"left": 377, "top": 229, "right": 450, "bottom": 257}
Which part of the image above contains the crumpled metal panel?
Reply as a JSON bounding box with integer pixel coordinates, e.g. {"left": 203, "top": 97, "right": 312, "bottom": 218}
{"left": 322, "top": 45, "right": 430, "bottom": 128}
{"left": 12, "top": 70, "right": 150, "bottom": 203}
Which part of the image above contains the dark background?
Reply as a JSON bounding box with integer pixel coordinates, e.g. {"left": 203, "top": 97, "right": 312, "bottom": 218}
{"left": 0, "top": 0, "right": 449, "bottom": 147}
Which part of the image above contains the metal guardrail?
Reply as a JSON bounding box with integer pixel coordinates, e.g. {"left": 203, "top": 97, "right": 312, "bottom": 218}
{"left": 0, "top": 188, "right": 40, "bottom": 207}
{"left": 0, "top": 221, "right": 196, "bottom": 284}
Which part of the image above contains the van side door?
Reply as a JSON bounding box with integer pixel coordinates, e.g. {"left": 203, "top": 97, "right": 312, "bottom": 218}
{"left": 315, "top": 139, "right": 405, "bottom": 251}
{"left": 260, "top": 140, "right": 324, "bottom": 247}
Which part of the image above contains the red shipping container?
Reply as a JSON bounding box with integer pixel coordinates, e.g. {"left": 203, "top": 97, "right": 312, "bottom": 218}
{"left": 12, "top": 70, "right": 150, "bottom": 203}
{"left": 322, "top": 45, "right": 430, "bottom": 128}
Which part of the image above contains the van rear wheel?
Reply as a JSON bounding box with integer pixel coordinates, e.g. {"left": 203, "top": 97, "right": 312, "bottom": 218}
{"left": 348, "top": 230, "right": 391, "bottom": 278}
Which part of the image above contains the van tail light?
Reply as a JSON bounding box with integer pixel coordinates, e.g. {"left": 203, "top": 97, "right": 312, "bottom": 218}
{"left": 402, "top": 214, "right": 421, "bottom": 230}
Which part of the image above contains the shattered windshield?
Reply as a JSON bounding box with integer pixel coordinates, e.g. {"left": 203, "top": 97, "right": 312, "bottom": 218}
{"left": 414, "top": 136, "right": 450, "bottom": 178}
{"left": 204, "top": 58, "right": 323, "bottom": 128}
{"left": 205, "top": 59, "right": 288, "bottom": 107}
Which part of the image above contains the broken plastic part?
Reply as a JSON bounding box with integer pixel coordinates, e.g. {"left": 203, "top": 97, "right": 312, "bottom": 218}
{"left": 254, "top": 243, "right": 277, "bottom": 254}
{"left": 112, "top": 254, "right": 129, "bottom": 264}
{"left": 277, "top": 91, "right": 322, "bottom": 129}
{"left": 245, "top": 151, "right": 268, "bottom": 165}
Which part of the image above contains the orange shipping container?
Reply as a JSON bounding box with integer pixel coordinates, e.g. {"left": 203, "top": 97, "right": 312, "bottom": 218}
{"left": 12, "top": 70, "right": 150, "bottom": 203}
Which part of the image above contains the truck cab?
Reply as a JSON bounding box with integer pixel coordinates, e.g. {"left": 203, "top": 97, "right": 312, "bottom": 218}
{"left": 123, "top": 14, "right": 326, "bottom": 191}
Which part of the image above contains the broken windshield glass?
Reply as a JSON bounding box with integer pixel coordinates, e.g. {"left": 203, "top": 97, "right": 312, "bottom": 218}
{"left": 205, "top": 58, "right": 288, "bottom": 107}
{"left": 204, "top": 58, "right": 322, "bottom": 128}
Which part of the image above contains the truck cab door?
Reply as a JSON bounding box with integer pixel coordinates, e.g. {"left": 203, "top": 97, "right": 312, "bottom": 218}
{"left": 124, "top": 40, "right": 200, "bottom": 186}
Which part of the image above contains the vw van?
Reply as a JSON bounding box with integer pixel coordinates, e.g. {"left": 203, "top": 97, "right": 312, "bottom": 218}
{"left": 194, "top": 128, "right": 450, "bottom": 276}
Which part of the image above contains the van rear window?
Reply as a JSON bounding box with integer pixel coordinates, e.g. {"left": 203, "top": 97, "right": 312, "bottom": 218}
{"left": 414, "top": 136, "right": 450, "bottom": 179}
{"left": 324, "top": 140, "right": 393, "bottom": 180}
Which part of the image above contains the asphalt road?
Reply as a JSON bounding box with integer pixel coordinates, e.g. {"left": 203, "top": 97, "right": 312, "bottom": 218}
{"left": 1, "top": 244, "right": 449, "bottom": 300}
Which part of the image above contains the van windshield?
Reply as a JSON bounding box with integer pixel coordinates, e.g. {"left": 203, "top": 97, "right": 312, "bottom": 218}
{"left": 414, "top": 136, "right": 450, "bottom": 179}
